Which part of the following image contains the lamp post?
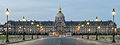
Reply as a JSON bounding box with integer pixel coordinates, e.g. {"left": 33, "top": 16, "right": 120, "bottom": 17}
{"left": 112, "top": 8, "right": 116, "bottom": 43}
{"left": 78, "top": 24, "right": 80, "bottom": 37}
{"left": 81, "top": 24, "right": 84, "bottom": 38}
{"left": 22, "top": 16, "right": 26, "bottom": 40}
{"left": 6, "top": 8, "right": 9, "bottom": 43}
{"left": 114, "top": 28, "right": 117, "bottom": 36}
{"left": 97, "top": 26, "right": 100, "bottom": 40}
{"left": 87, "top": 29, "right": 90, "bottom": 39}
{"left": 40, "top": 24, "right": 43, "bottom": 35}
{"left": 30, "top": 29, "right": 32, "bottom": 39}
{"left": 37, "top": 24, "right": 39, "bottom": 39}
{"left": 19, "top": 26, "right": 21, "bottom": 39}
{"left": 87, "top": 21, "right": 90, "bottom": 39}
{"left": 115, "top": 28, "right": 117, "bottom": 34}
{"left": 96, "top": 17, "right": 98, "bottom": 40}
{"left": 31, "top": 21, "right": 34, "bottom": 39}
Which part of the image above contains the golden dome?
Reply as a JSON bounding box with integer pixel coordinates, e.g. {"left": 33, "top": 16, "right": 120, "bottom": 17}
{"left": 56, "top": 8, "right": 64, "bottom": 17}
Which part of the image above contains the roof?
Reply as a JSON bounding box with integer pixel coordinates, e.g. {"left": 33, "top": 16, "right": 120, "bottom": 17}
{"left": 56, "top": 8, "right": 64, "bottom": 17}
{"left": 4, "top": 20, "right": 116, "bottom": 26}
{"left": 65, "top": 20, "right": 114, "bottom": 26}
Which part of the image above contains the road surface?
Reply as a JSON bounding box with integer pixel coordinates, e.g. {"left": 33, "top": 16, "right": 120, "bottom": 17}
{"left": 8, "top": 37, "right": 111, "bottom": 45}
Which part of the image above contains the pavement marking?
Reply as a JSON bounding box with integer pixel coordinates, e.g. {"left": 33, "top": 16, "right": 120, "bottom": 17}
{"left": 58, "top": 38, "right": 63, "bottom": 45}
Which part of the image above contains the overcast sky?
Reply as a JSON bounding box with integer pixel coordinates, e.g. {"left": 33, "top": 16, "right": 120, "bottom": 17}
{"left": 0, "top": 0, "right": 120, "bottom": 27}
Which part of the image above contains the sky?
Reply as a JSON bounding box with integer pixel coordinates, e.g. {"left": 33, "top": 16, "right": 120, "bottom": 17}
{"left": 0, "top": 0, "right": 120, "bottom": 27}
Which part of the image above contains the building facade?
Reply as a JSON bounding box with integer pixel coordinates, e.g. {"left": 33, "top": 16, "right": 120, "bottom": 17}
{"left": 3, "top": 8, "right": 117, "bottom": 34}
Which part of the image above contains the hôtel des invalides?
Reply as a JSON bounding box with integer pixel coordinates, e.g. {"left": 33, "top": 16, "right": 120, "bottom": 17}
{"left": 1, "top": 8, "right": 117, "bottom": 35}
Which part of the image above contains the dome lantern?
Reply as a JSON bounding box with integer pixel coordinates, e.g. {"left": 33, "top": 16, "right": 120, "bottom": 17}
{"left": 55, "top": 8, "right": 65, "bottom": 22}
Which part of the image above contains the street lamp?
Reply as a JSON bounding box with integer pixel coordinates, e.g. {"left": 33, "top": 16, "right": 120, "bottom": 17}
{"left": 30, "top": 29, "right": 32, "bottom": 39}
{"left": 22, "top": 16, "right": 26, "bottom": 40}
{"left": 78, "top": 24, "right": 80, "bottom": 31}
{"left": 81, "top": 24, "right": 84, "bottom": 38}
{"left": 87, "top": 21, "right": 90, "bottom": 39}
{"left": 40, "top": 24, "right": 43, "bottom": 34}
{"left": 96, "top": 17, "right": 98, "bottom": 40}
{"left": 19, "top": 26, "right": 21, "bottom": 35}
{"left": 115, "top": 28, "right": 117, "bottom": 32}
{"left": 37, "top": 24, "right": 39, "bottom": 27}
{"left": 97, "top": 26, "right": 100, "bottom": 40}
{"left": 98, "top": 26, "right": 100, "bottom": 29}
{"left": 114, "top": 28, "right": 117, "bottom": 35}
{"left": 37, "top": 24, "right": 39, "bottom": 39}
{"left": 98, "top": 26, "right": 100, "bottom": 34}
{"left": 6, "top": 8, "right": 9, "bottom": 43}
{"left": 87, "top": 29, "right": 90, "bottom": 39}
{"left": 112, "top": 8, "right": 116, "bottom": 43}
{"left": 19, "top": 26, "right": 22, "bottom": 29}
{"left": 40, "top": 25, "right": 43, "bottom": 31}
{"left": 77, "top": 24, "right": 80, "bottom": 38}
{"left": 31, "top": 21, "right": 34, "bottom": 39}
{"left": 87, "top": 22, "right": 90, "bottom": 25}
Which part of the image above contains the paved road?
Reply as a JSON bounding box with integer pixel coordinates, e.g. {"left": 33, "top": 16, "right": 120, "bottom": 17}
{"left": 8, "top": 37, "right": 111, "bottom": 45}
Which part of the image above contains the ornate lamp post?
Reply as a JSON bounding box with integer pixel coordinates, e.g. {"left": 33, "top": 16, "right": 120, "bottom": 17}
{"left": 87, "top": 21, "right": 90, "bottom": 39}
{"left": 115, "top": 28, "right": 117, "bottom": 35}
{"left": 112, "top": 8, "right": 116, "bottom": 43}
{"left": 97, "top": 26, "right": 100, "bottom": 30}
{"left": 40, "top": 24, "right": 43, "bottom": 32}
{"left": 30, "top": 29, "right": 32, "bottom": 39}
{"left": 31, "top": 21, "right": 34, "bottom": 39}
{"left": 22, "top": 16, "right": 26, "bottom": 40}
{"left": 19, "top": 26, "right": 21, "bottom": 35}
{"left": 6, "top": 8, "right": 10, "bottom": 43}
{"left": 97, "top": 26, "right": 100, "bottom": 40}
{"left": 77, "top": 24, "right": 80, "bottom": 38}
{"left": 87, "top": 29, "right": 90, "bottom": 39}
{"left": 37, "top": 24, "right": 39, "bottom": 39}
{"left": 96, "top": 17, "right": 98, "bottom": 40}
{"left": 81, "top": 24, "right": 84, "bottom": 38}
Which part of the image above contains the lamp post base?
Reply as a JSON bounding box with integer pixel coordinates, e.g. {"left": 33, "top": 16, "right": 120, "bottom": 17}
{"left": 96, "top": 38, "right": 98, "bottom": 40}
{"left": 37, "top": 35, "right": 39, "bottom": 39}
{"left": 112, "top": 40, "right": 116, "bottom": 43}
{"left": 23, "top": 38, "right": 25, "bottom": 41}
{"left": 6, "top": 40, "right": 9, "bottom": 43}
{"left": 87, "top": 37, "right": 89, "bottom": 39}
{"left": 96, "top": 35, "right": 98, "bottom": 40}
{"left": 82, "top": 36, "right": 83, "bottom": 38}
{"left": 87, "top": 35, "right": 89, "bottom": 39}
{"left": 32, "top": 35, "right": 33, "bottom": 39}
